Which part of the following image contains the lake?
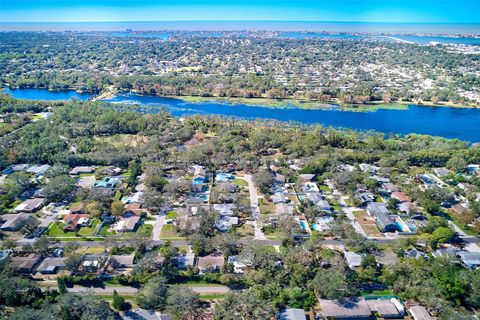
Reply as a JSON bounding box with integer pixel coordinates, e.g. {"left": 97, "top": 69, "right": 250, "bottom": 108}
{"left": 2, "top": 87, "right": 93, "bottom": 101}
{"left": 103, "top": 93, "right": 480, "bottom": 143}
{"left": 3, "top": 87, "right": 480, "bottom": 142}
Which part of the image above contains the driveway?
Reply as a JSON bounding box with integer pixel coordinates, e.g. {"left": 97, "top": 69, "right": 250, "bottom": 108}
{"left": 151, "top": 215, "right": 165, "bottom": 241}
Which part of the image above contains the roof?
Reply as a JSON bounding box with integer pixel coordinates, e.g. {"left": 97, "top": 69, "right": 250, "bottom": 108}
{"left": 299, "top": 174, "right": 315, "bottom": 181}
{"left": 212, "top": 203, "right": 235, "bottom": 215}
{"left": 111, "top": 254, "right": 135, "bottom": 268}
{"left": 14, "top": 198, "right": 43, "bottom": 212}
{"left": 320, "top": 298, "right": 371, "bottom": 318}
{"left": 392, "top": 191, "right": 411, "bottom": 203}
{"left": 367, "top": 299, "right": 403, "bottom": 317}
{"left": 76, "top": 175, "right": 96, "bottom": 188}
{"left": 382, "top": 183, "right": 398, "bottom": 192}
{"left": 409, "top": 305, "right": 435, "bottom": 320}
{"left": 69, "top": 166, "right": 95, "bottom": 175}
{"left": 36, "top": 257, "right": 66, "bottom": 273}
{"left": 367, "top": 202, "right": 389, "bottom": 216}
{"left": 116, "top": 216, "right": 141, "bottom": 231}
{"left": 344, "top": 252, "right": 363, "bottom": 268}
{"left": 0, "top": 213, "right": 30, "bottom": 230}
{"left": 10, "top": 254, "right": 43, "bottom": 272}
{"left": 276, "top": 203, "right": 292, "bottom": 215}
{"left": 273, "top": 192, "right": 287, "bottom": 204}
{"left": 26, "top": 164, "right": 51, "bottom": 175}
{"left": 197, "top": 253, "right": 225, "bottom": 269}
{"left": 281, "top": 308, "right": 306, "bottom": 320}
{"left": 64, "top": 214, "right": 90, "bottom": 231}
{"left": 457, "top": 251, "right": 480, "bottom": 268}
{"left": 122, "top": 309, "right": 168, "bottom": 320}
{"left": 125, "top": 203, "right": 143, "bottom": 214}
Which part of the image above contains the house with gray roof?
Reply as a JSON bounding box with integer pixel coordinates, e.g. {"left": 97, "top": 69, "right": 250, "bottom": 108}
{"left": 366, "top": 202, "right": 397, "bottom": 232}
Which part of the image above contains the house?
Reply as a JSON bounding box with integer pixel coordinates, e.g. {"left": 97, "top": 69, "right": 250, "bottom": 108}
{"left": 357, "top": 191, "right": 375, "bottom": 204}
{"left": 110, "top": 254, "right": 135, "bottom": 268}
{"left": 36, "top": 257, "right": 66, "bottom": 274}
{"left": 175, "top": 253, "right": 195, "bottom": 269}
{"left": 14, "top": 198, "right": 43, "bottom": 213}
{"left": 276, "top": 203, "right": 293, "bottom": 215}
{"left": 273, "top": 192, "right": 287, "bottom": 204}
{"left": 122, "top": 309, "right": 171, "bottom": 320}
{"left": 10, "top": 253, "right": 43, "bottom": 274}
{"left": 366, "top": 202, "right": 397, "bottom": 232}
{"left": 125, "top": 203, "right": 143, "bottom": 215}
{"left": 275, "top": 173, "right": 286, "bottom": 185}
{"left": 76, "top": 175, "right": 96, "bottom": 188}
{"left": 11, "top": 164, "right": 29, "bottom": 172}
{"left": 457, "top": 251, "right": 480, "bottom": 269}
{"left": 197, "top": 253, "right": 225, "bottom": 272}
{"left": 408, "top": 305, "right": 435, "bottom": 320}
{"left": 115, "top": 216, "right": 141, "bottom": 232}
{"left": 122, "top": 192, "right": 144, "bottom": 204}
{"left": 405, "top": 249, "right": 426, "bottom": 259}
{"left": 0, "top": 213, "right": 30, "bottom": 231}
{"left": 367, "top": 298, "right": 405, "bottom": 318}
{"left": 299, "top": 174, "right": 315, "bottom": 183}
{"left": 433, "top": 168, "right": 450, "bottom": 177}
{"left": 391, "top": 191, "right": 411, "bottom": 203}
{"left": 212, "top": 203, "right": 235, "bottom": 216}
{"left": 216, "top": 216, "right": 239, "bottom": 232}
{"left": 215, "top": 172, "right": 234, "bottom": 183}
{"left": 227, "top": 255, "right": 248, "bottom": 274}
{"left": 431, "top": 248, "right": 458, "bottom": 259}
{"left": 94, "top": 176, "right": 121, "bottom": 189}
{"left": 381, "top": 182, "right": 399, "bottom": 193}
{"left": 26, "top": 164, "right": 51, "bottom": 176}
{"left": 192, "top": 166, "right": 206, "bottom": 192}
{"left": 102, "top": 166, "right": 122, "bottom": 176}
{"left": 316, "top": 199, "right": 331, "bottom": 213}
{"left": 314, "top": 216, "right": 334, "bottom": 231}
{"left": 344, "top": 251, "right": 363, "bottom": 269}
{"left": 302, "top": 182, "right": 319, "bottom": 193}
{"left": 319, "top": 298, "right": 372, "bottom": 319}
{"left": 467, "top": 164, "right": 480, "bottom": 175}
{"left": 359, "top": 163, "right": 379, "bottom": 174}
{"left": 451, "top": 204, "right": 468, "bottom": 215}
{"left": 64, "top": 214, "right": 91, "bottom": 232}
{"left": 69, "top": 166, "right": 95, "bottom": 175}
{"left": 280, "top": 308, "right": 306, "bottom": 320}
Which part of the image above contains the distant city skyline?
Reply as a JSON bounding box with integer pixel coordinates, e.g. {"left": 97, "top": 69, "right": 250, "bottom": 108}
{"left": 1, "top": 0, "right": 479, "bottom": 23}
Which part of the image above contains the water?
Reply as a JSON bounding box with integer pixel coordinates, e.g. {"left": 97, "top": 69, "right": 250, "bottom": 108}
{"left": 3, "top": 87, "right": 480, "bottom": 142}
{"left": 104, "top": 93, "right": 480, "bottom": 142}
{"left": 393, "top": 35, "right": 480, "bottom": 46}
{"left": 2, "top": 87, "right": 93, "bottom": 101}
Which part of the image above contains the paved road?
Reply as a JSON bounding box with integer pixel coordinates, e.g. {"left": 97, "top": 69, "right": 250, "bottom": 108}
{"left": 151, "top": 215, "right": 165, "bottom": 242}
{"left": 241, "top": 174, "right": 266, "bottom": 240}
{"left": 59, "top": 284, "right": 230, "bottom": 296}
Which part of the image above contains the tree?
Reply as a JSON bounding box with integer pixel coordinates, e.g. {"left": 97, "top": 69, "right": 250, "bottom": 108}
{"left": 57, "top": 277, "right": 67, "bottom": 294}
{"left": 213, "top": 290, "right": 276, "bottom": 320}
{"left": 111, "top": 200, "right": 124, "bottom": 217}
{"left": 112, "top": 290, "right": 128, "bottom": 311}
{"left": 136, "top": 276, "right": 168, "bottom": 310}
{"left": 85, "top": 201, "right": 102, "bottom": 217}
{"left": 43, "top": 175, "right": 75, "bottom": 202}
{"left": 446, "top": 156, "right": 467, "bottom": 173}
{"left": 312, "top": 269, "right": 349, "bottom": 299}
{"left": 253, "top": 170, "right": 273, "bottom": 193}
{"left": 166, "top": 286, "right": 201, "bottom": 320}
{"left": 429, "top": 227, "right": 455, "bottom": 248}
{"left": 145, "top": 175, "right": 168, "bottom": 192}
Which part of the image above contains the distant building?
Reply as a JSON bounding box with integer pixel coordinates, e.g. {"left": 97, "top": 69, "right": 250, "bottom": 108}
{"left": 299, "top": 174, "right": 315, "bottom": 183}
{"left": 94, "top": 176, "right": 121, "bottom": 189}
{"left": 457, "top": 251, "right": 480, "bottom": 269}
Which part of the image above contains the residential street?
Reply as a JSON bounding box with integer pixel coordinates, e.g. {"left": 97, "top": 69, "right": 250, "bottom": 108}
{"left": 240, "top": 174, "right": 266, "bottom": 240}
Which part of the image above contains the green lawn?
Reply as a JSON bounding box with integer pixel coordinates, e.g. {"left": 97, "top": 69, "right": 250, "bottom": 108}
{"left": 47, "top": 219, "right": 101, "bottom": 237}
{"left": 166, "top": 211, "right": 179, "bottom": 219}
{"left": 119, "top": 224, "right": 153, "bottom": 238}
{"left": 233, "top": 178, "right": 248, "bottom": 187}
{"left": 160, "top": 224, "right": 186, "bottom": 240}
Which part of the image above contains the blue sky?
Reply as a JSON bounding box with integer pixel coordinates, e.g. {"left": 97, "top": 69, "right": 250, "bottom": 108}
{"left": 0, "top": 0, "right": 478, "bottom": 23}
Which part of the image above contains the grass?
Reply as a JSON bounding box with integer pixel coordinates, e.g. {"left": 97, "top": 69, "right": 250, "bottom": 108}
{"left": 99, "top": 224, "right": 113, "bottom": 236}
{"left": 77, "top": 219, "right": 101, "bottom": 237}
{"left": 235, "top": 224, "right": 254, "bottom": 238}
{"left": 233, "top": 178, "right": 248, "bottom": 187}
{"left": 199, "top": 293, "right": 227, "bottom": 300}
{"left": 319, "top": 185, "right": 330, "bottom": 192}
{"left": 259, "top": 198, "right": 276, "bottom": 215}
{"left": 361, "top": 224, "right": 383, "bottom": 237}
{"left": 445, "top": 212, "right": 479, "bottom": 237}
{"left": 160, "top": 224, "right": 186, "bottom": 240}
{"left": 352, "top": 210, "right": 366, "bottom": 218}
{"left": 361, "top": 289, "right": 394, "bottom": 297}
{"left": 119, "top": 224, "right": 153, "bottom": 238}
{"left": 166, "top": 211, "right": 179, "bottom": 219}
{"left": 47, "top": 222, "right": 76, "bottom": 237}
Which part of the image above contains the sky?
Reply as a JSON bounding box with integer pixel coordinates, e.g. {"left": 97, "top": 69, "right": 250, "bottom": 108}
{"left": 0, "top": 0, "right": 479, "bottom": 23}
